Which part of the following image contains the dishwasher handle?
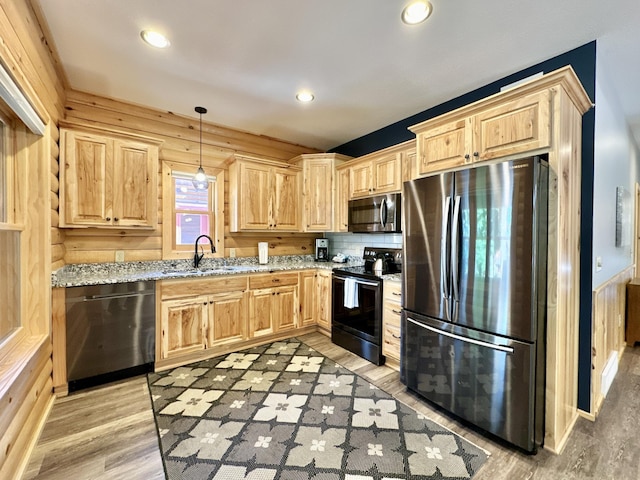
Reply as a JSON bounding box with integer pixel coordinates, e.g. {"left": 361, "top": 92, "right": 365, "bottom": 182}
{"left": 83, "top": 291, "right": 154, "bottom": 301}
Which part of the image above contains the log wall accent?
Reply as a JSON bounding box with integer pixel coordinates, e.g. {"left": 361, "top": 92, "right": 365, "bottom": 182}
{"left": 0, "top": 1, "right": 64, "bottom": 478}
{"left": 61, "top": 91, "right": 321, "bottom": 263}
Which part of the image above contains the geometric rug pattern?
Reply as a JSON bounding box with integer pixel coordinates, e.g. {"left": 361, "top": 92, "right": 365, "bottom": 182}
{"left": 147, "top": 338, "right": 488, "bottom": 480}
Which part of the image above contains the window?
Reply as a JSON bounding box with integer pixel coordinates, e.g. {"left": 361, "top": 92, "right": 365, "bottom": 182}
{"left": 0, "top": 116, "right": 21, "bottom": 345}
{"left": 162, "top": 163, "right": 224, "bottom": 258}
{"left": 173, "top": 173, "right": 214, "bottom": 248}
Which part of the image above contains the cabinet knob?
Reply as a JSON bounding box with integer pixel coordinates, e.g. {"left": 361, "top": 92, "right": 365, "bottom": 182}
{"left": 464, "top": 154, "right": 470, "bottom": 161}
{"left": 114, "top": 217, "right": 119, "bottom": 222}
{"left": 209, "top": 301, "right": 213, "bottom": 304}
{"left": 106, "top": 217, "right": 111, "bottom": 221}
{"left": 473, "top": 152, "right": 479, "bottom": 157}
{"left": 203, "top": 302, "right": 207, "bottom": 305}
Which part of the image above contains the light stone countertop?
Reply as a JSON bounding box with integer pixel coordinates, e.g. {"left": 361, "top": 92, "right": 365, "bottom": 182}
{"left": 51, "top": 255, "right": 366, "bottom": 288}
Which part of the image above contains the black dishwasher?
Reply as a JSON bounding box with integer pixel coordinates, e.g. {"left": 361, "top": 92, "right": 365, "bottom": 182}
{"left": 65, "top": 281, "right": 156, "bottom": 391}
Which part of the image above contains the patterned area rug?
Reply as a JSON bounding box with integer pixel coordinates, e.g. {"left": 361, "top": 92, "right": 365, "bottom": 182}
{"left": 148, "top": 338, "right": 488, "bottom": 480}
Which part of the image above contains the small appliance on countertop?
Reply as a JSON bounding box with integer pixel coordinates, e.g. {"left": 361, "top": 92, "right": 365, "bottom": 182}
{"left": 315, "top": 238, "right": 329, "bottom": 262}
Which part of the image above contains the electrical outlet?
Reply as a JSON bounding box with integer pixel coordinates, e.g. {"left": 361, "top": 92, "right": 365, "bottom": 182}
{"left": 595, "top": 256, "right": 603, "bottom": 272}
{"left": 115, "top": 250, "right": 125, "bottom": 263}
{"left": 229, "top": 248, "right": 236, "bottom": 258}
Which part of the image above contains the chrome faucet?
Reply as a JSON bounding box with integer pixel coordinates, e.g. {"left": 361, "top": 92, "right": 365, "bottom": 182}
{"left": 194, "top": 234, "right": 215, "bottom": 268}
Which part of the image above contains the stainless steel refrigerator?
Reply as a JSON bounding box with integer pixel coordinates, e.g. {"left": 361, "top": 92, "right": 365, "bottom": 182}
{"left": 401, "top": 156, "right": 548, "bottom": 452}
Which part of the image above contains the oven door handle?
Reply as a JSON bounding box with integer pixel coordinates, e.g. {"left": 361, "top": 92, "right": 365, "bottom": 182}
{"left": 353, "top": 278, "right": 380, "bottom": 287}
{"left": 334, "top": 276, "right": 380, "bottom": 287}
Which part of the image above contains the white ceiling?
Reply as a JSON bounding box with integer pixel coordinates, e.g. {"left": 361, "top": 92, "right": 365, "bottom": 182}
{"left": 35, "top": 0, "right": 640, "bottom": 151}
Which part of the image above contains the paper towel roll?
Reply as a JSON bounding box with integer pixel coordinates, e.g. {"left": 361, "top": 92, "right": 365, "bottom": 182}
{"left": 258, "top": 242, "right": 268, "bottom": 264}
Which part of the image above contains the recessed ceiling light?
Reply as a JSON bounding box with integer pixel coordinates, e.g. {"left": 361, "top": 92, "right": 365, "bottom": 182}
{"left": 140, "top": 30, "right": 170, "bottom": 48}
{"left": 296, "top": 91, "right": 315, "bottom": 103}
{"left": 401, "top": 1, "right": 433, "bottom": 25}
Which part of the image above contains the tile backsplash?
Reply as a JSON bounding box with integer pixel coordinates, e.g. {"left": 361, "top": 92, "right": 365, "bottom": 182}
{"left": 325, "top": 233, "right": 402, "bottom": 259}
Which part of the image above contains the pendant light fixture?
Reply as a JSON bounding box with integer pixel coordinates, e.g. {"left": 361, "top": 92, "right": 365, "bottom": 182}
{"left": 192, "top": 106, "right": 208, "bottom": 190}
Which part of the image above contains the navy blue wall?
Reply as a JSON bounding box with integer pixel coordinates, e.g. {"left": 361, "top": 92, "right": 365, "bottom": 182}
{"left": 330, "top": 41, "right": 597, "bottom": 412}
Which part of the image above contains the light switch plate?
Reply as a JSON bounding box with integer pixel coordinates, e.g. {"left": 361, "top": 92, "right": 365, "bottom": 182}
{"left": 229, "top": 248, "right": 236, "bottom": 258}
{"left": 115, "top": 250, "right": 125, "bottom": 263}
{"left": 595, "top": 256, "right": 602, "bottom": 272}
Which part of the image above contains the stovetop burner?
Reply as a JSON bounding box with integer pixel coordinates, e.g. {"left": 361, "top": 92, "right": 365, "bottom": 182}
{"left": 333, "top": 247, "right": 402, "bottom": 280}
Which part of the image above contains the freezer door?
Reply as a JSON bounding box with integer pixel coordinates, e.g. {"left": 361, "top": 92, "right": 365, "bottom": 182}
{"left": 402, "top": 312, "right": 541, "bottom": 452}
{"left": 453, "top": 157, "right": 546, "bottom": 341}
{"left": 402, "top": 172, "right": 453, "bottom": 320}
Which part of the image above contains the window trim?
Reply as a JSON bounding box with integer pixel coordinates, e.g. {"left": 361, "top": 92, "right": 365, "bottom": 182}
{"left": 161, "top": 160, "right": 224, "bottom": 260}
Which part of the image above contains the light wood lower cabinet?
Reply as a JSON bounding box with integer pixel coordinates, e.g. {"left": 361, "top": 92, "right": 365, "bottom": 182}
{"left": 249, "top": 272, "right": 298, "bottom": 336}
{"left": 157, "top": 270, "right": 329, "bottom": 369}
{"left": 316, "top": 270, "right": 332, "bottom": 332}
{"left": 299, "top": 270, "right": 317, "bottom": 327}
{"left": 160, "top": 291, "right": 249, "bottom": 360}
{"left": 207, "top": 291, "right": 248, "bottom": 347}
{"left": 382, "top": 279, "right": 402, "bottom": 368}
{"left": 160, "top": 297, "right": 207, "bottom": 359}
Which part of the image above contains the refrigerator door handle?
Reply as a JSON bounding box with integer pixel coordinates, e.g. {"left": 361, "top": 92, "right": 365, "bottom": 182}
{"left": 441, "top": 196, "right": 451, "bottom": 320}
{"left": 407, "top": 318, "right": 514, "bottom": 354}
{"left": 451, "top": 195, "right": 461, "bottom": 321}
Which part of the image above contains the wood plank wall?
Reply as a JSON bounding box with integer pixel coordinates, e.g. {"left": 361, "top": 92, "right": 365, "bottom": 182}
{"left": 61, "top": 91, "right": 322, "bottom": 263}
{"left": 588, "top": 265, "right": 634, "bottom": 419}
{"left": 0, "top": 1, "right": 66, "bottom": 478}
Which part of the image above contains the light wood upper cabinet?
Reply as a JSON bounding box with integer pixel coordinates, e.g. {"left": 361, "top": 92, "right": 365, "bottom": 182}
{"left": 416, "top": 118, "right": 473, "bottom": 175}
{"left": 349, "top": 151, "right": 402, "bottom": 199}
{"left": 411, "top": 90, "right": 551, "bottom": 176}
{"left": 229, "top": 155, "right": 301, "bottom": 232}
{"left": 60, "top": 127, "right": 160, "bottom": 229}
{"left": 473, "top": 90, "right": 551, "bottom": 161}
{"left": 336, "top": 166, "right": 350, "bottom": 232}
{"left": 294, "top": 153, "right": 350, "bottom": 232}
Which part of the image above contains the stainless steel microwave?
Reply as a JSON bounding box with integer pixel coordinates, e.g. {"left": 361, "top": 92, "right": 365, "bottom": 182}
{"left": 348, "top": 193, "right": 401, "bottom": 233}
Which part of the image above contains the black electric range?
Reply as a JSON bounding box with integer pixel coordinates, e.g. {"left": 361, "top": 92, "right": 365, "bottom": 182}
{"left": 331, "top": 248, "right": 402, "bottom": 365}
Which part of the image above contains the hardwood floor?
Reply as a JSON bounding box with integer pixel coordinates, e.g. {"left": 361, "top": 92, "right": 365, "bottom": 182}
{"left": 24, "top": 333, "right": 640, "bottom": 479}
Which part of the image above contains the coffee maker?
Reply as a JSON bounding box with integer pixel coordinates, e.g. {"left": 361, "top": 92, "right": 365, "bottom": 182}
{"left": 315, "top": 238, "right": 329, "bottom": 262}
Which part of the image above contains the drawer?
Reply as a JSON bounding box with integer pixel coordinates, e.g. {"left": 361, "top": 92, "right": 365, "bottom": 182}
{"left": 383, "top": 322, "right": 401, "bottom": 360}
{"left": 384, "top": 280, "right": 402, "bottom": 302}
{"left": 161, "top": 275, "right": 248, "bottom": 299}
{"left": 249, "top": 272, "right": 298, "bottom": 289}
{"left": 384, "top": 300, "right": 402, "bottom": 328}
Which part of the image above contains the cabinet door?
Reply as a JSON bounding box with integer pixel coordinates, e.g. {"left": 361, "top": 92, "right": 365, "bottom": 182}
{"left": 62, "top": 130, "right": 112, "bottom": 226}
{"left": 417, "top": 118, "right": 472, "bottom": 175}
{"left": 207, "top": 292, "right": 247, "bottom": 347}
{"left": 373, "top": 153, "right": 401, "bottom": 194}
{"left": 382, "top": 300, "right": 402, "bottom": 361}
{"left": 160, "top": 297, "right": 206, "bottom": 359}
{"left": 336, "top": 168, "right": 350, "bottom": 232}
{"left": 350, "top": 161, "right": 373, "bottom": 198}
{"left": 472, "top": 90, "right": 551, "bottom": 161}
{"left": 316, "top": 271, "right": 332, "bottom": 331}
{"left": 272, "top": 168, "right": 300, "bottom": 230}
{"left": 402, "top": 146, "right": 416, "bottom": 183}
{"left": 299, "top": 271, "right": 317, "bottom": 327}
{"left": 112, "top": 139, "right": 158, "bottom": 228}
{"left": 249, "top": 289, "right": 275, "bottom": 337}
{"left": 303, "top": 160, "right": 332, "bottom": 231}
{"left": 239, "top": 163, "right": 271, "bottom": 230}
{"left": 273, "top": 286, "right": 297, "bottom": 332}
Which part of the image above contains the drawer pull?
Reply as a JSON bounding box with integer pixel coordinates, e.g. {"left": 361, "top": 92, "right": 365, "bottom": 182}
{"left": 392, "top": 309, "right": 402, "bottom": 315}
{"left": 392, "top": 292, "right": 401, "bottom": 296}
{"left": 391, "top": 334, "right": 401, "bottom": 339}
